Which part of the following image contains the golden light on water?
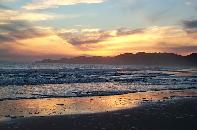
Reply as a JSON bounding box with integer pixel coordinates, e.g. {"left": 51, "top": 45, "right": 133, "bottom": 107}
{"left": 0, "top": 89, "right": 197, "bottom": 119}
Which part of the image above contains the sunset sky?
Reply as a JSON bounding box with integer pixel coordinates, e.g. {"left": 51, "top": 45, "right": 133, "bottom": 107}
{"left": 0, "top": 0, "right": 197, "bottom": 61}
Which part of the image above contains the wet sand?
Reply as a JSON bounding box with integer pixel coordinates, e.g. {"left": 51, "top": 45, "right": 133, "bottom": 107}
{"left": 0, "top": 89, "right": 197, "bottom": 130}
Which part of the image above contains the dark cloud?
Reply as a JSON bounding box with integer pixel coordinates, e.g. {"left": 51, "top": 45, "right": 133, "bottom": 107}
{"left": 157, "top": 42, "right": 197, "bottom": 54}
{"left": 183, "top": 20, "right": 197, "bottom": 29}
{"left": 0, "top": 21, "right": 52, "bottom": 44}
{"left": 58, "top": 28, "right": 145, "bottom": 46}
{"left": 58, "top": 30, "right": 111, "bottom": 46}
{"left": 0, "top": 21, "right": 30, "bottom": 31}
{"left": 168, "top": 46, "right": 197, "bottom": 52}
{"left": 64, "top": 37, "right": 106, "bottom": 45}
{"left": 116, "top": 28, "right": 145, "bottom": 36}
{"left": 0, "top": 35, "right": 15, "bottom": 43}
{"left": 0, "top": 21, "right": 28, "bottom": 43}
{"left": 0, "top": 4, "right": 54, "bottom": 44}
{"left": 0, "top": 4, "right": 10, "bottom": 9}
{"left": 182, "top": 19, "right": 197, "bottom": 39}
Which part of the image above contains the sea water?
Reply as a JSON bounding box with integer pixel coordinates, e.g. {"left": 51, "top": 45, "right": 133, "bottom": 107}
{"left": 0, "top": 63, "right": 196, "bottom": 100}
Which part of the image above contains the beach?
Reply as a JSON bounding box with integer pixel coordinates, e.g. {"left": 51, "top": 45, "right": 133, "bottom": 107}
{"left": 0, "top": 64, "right": 197, "bottom": 130}
{"left": 0, "top": 89, "right": 197, "bottom": 130}
{"left": 1, "top": 0, "right": 197, "bottom": 129}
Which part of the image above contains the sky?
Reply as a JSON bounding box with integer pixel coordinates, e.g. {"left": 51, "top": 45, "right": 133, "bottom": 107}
{"left": 0, "top": 0, "right": 197, "bottom": 62}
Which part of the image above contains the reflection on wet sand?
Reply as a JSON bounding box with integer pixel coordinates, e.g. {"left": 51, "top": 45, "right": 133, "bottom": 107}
{"left": 0, "top": 89, "right": 197, "bottom": 120}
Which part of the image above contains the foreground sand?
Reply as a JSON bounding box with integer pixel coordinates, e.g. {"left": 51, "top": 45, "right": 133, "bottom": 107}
{"left": 0, "top": 89, "right": 197, "bottom": 130}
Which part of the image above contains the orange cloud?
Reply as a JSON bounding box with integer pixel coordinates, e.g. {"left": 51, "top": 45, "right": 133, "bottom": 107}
{"left": 1, "top": 25, "right": 197, "bottom": 60}
{"left": 62, "top": 26, "right": 197, "bottom": 56}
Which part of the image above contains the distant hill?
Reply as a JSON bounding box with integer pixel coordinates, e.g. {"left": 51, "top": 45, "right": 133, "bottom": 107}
{"left": 36, "top": 52, "right": 197, "bottom": 66}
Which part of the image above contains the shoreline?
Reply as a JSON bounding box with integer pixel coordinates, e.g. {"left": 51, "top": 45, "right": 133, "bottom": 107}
{"left": 1, "top": 86, "right": 197, "bottom": 101}
{"left": 0, "top": 97, "right": 197, "bottom": 130}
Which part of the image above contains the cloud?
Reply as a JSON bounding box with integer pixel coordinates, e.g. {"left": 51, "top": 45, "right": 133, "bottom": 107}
{"left": 116, "top": 28, "right": 145, "bottom": 36}
{"left": 0, "top": 21, "right": 196, "bottom": 60}
{"left": 58, "top": 29, "right": 112, "bottom": 45}
{"left": 66, "top": 26, "right": 197, "bottom": 55}
{"left": 58, "top": 28, "right": 145, "bottom": 46}
{"left": 183, "top": 20, "right": 197, "bottom": 29}
{"left": 23, "top": 0, "right": 105, "bottom": 10}
{"left": 159, "top": 45, "right": 197, "bottom": 54}
{"left": 0, "top": 21, "right": 54, "bottom": 44}
{"left": 0, "top": 8, "right": 61, "bottom": 22}
{"left": 182, "top": 19, "right": 197, "bottom": 39}
{"left": 0, "top": 0, "right": 17, "bottom": 2}
{"left": 185, "top": 0, "right": 197, "bottom": 10}
{"left": 0, "top": 4, "right": 10, "bottom": 9}
{"left": 57, "top": 26, "right": 196, "bottom": 47}
{"left": 170, "top": 46, "right": 197, "bottom": 52}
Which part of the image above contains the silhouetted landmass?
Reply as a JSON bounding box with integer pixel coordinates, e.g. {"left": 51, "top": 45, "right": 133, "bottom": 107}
{"left": 36, "top": 52, "right": 197, "bottom": 66}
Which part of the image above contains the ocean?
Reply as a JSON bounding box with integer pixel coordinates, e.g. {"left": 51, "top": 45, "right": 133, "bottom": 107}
{"left": 0, "top": 63, "right": 196, "bottom": 100}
